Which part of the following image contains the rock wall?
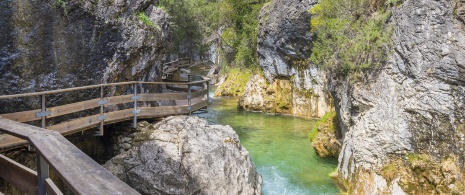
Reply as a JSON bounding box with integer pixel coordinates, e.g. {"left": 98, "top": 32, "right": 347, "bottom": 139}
{"left": 240, "top": 0, "right": 332, "bottom": 118}
{"left": 104, "top": 116, "right": 262, "bottom": 194}
{"left": 0, "top": 0, "right": 169, "bottom": 112}
{"left": 332, "top": 0, "right": 465, "bottom": 193}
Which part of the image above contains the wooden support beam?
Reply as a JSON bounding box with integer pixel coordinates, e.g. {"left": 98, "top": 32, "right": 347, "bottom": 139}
{"left": 139, "top": 106, "right": 189, "bottom": 117}
{"left": 0, "top": 109, "right": 41, "bottom": 123}
{"left": 139, "top": 93, "right": 188, "bottom": 101}
{"left": 191, "top": 89, "right": 208, "bottom": 99}
{"left": 0, "top": 154, "right": 38, "bottom": 195}
{"left": 47, "top": 98, "right": 101, "bottom": 118}
{"left": 105, "top": 94, "right": 134, "bottom": 106}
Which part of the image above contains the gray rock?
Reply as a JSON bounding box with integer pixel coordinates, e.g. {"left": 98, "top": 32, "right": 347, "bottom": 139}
{"left": 243, "top": 0, "right": 331, "bottom": 117}
{"left": 331, "top": 0, "right": 465, "bottom": 193}
{"left": 0, "top": 0, "right": 169, "bottom": 113}
{"left": 257, "top": 0, "right": 316, "bottom": 82}
{"left": 104, "top": 116, "right": 262, "bottom": 195}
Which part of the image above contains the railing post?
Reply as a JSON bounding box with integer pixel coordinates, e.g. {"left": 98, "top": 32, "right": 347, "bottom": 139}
{"left": 188, "top": 83, "right": 192, "bottom": 116}
{"left": 99, "top": 86, "right": 104, "bottom": 136}
{"left": 40, "top": 95, "right": 46, "bottom": 128}
{"left": 132, "top": 83, "right": 140, "bottom": 128}
{"left": 37, "top": 155, "right": 49, "bottom": 195}
{"left": 206, "top": 80, "right": 210, "bottom": 108}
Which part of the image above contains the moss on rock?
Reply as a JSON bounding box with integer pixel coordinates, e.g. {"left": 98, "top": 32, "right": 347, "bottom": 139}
{"left": 375, "top": 154, "right": 465, "bottom": 194}
{"left": 214, "top": 68, "right": 252, "bottom": 97}
{"left": 310, "top": 111, "right": 342, "bottom": 158}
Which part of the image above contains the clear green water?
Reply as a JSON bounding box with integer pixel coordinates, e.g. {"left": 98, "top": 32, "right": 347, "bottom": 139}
{"left": 196, "top": 94, "right": 339, "bottom": 195}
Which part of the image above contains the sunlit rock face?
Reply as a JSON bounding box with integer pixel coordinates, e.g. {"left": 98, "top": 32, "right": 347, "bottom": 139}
{"left": 104, "top": 116, "right": 262, "bottom": 194}
{"left": 0, "top": 0, "right": 169, "bottom": 112}
{"left": 241, "top": 0, "right": 332, "bottom": 118}
{"left": 332, "top": 0, "right": 465, "bottom": 193}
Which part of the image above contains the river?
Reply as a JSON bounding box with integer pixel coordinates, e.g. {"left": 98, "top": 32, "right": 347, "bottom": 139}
{"left": 195, "top": 90, "right": 339, "bottom": 195}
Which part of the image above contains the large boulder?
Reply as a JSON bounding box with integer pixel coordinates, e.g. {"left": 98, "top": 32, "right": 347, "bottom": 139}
{"left": 332, "top": 0, "right": 465, "bottom": 193}
{"left": 104, "top": 116, "right": 262, "bottom": 195}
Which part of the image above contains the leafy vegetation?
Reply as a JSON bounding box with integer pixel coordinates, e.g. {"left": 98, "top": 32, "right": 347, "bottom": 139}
{"left": 309, "top": 0, "right": 394, "bottom": 76}
{"left": 137, "top": 12, "right": 160, "bottom": 31}
{"left": 158, "top": 0, "right": 268, "bottom": 70}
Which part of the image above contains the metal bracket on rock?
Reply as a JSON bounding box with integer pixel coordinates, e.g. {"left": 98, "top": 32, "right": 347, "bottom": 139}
{"left": 132, "top": 96, "right": 140, "bottom": 100}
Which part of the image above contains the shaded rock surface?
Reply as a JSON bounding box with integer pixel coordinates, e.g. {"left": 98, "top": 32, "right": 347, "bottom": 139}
{"left": 0, "top": 0, "right": 169, "bottom": 112}
{"left": 332, "top": 0, "right": 465, "bottom": 193}
{"left": 240, "top": 0, "right": 331, "bottom": 117}
{"left": 104, "top": 116, "right": 262, "bottom": 195}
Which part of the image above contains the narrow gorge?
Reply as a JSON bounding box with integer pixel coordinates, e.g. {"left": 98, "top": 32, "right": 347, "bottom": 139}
{"left": 1, "top": 0, "right": 465, "bottom": 194}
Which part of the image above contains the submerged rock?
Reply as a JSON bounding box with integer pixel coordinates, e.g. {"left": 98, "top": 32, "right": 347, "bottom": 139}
{"left": 104, "top": 116, "right": 262, "bottom": 195}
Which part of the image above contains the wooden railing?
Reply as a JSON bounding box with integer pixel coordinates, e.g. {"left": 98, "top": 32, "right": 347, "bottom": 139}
{"left": 0, "top": 118, "right": 140, "bottom": 195}
{"left": 0, "top": 75, "right": 210, "bottom": 195}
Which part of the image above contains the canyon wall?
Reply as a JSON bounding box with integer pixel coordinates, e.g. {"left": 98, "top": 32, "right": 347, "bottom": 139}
{"left": 239, "top": 0, "right": 332, "bottom": 118}
{"left": 0, "top": 0, "right": 169, "bottom": 112}
{"left": 332, "top": 0, "right": 465, "bottom": 193}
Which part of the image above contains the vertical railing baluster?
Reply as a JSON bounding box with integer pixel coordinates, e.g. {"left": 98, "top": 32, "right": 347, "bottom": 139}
{"left": 37, "top": 154, "right": 49, "bottom": 195}
{"left": 132, "top": 83, "right": 139, "bottom": 128}
{"left": 206, "top": 80, "right": 210, "bottom": 110}
{"left": 99, "top": 86, "right": 104, "bottom": 136}
{"left": 40, "top": 95, "right": 46, "bottom": 128}
{"left": 188, "top": 83, "right": 192, "bottom": 116}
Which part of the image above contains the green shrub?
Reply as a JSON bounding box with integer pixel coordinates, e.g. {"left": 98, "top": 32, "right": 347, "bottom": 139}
{"left": 310, "top": 0, "right": 393, "bottom": 77}
{"left": 137, "top": 12, "right": 160, "bottom": 31}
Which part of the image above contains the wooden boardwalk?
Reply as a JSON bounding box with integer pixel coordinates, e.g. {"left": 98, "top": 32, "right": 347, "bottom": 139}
{"left": 0, "top": 75, "right": 210, "bottom": 195}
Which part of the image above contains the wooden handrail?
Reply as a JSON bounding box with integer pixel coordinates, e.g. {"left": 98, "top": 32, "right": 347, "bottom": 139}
{"left": 0, "top": 74, "right": 211, "bottom": 194}
{"left": 0, "top": 117, "right": 140, "bottom": 195}
{"left": 0, "top": 79, "right": 210, "bottom": 99}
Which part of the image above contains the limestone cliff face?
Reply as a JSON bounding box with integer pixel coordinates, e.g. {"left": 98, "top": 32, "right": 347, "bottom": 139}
{"left": 333, "top": 0, "right": 465, "bottom": 193}
{"left": 239, "top": 0, "right": 332, "bottom": 118}
{"left": 0, "top": 0, "right": 168, "bottom": 112}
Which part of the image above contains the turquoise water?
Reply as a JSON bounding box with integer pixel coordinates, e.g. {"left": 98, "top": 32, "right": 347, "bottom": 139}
{"left": 196, "top": 94, "right": 339, "bottom": 195}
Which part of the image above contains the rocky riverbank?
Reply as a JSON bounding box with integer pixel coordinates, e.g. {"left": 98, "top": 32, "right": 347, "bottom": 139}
{"left": 104, "top": 116, "right": 262, "bottom": 194}
{"left": 215, "top": 0, "right": 465, "bottom": 194}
